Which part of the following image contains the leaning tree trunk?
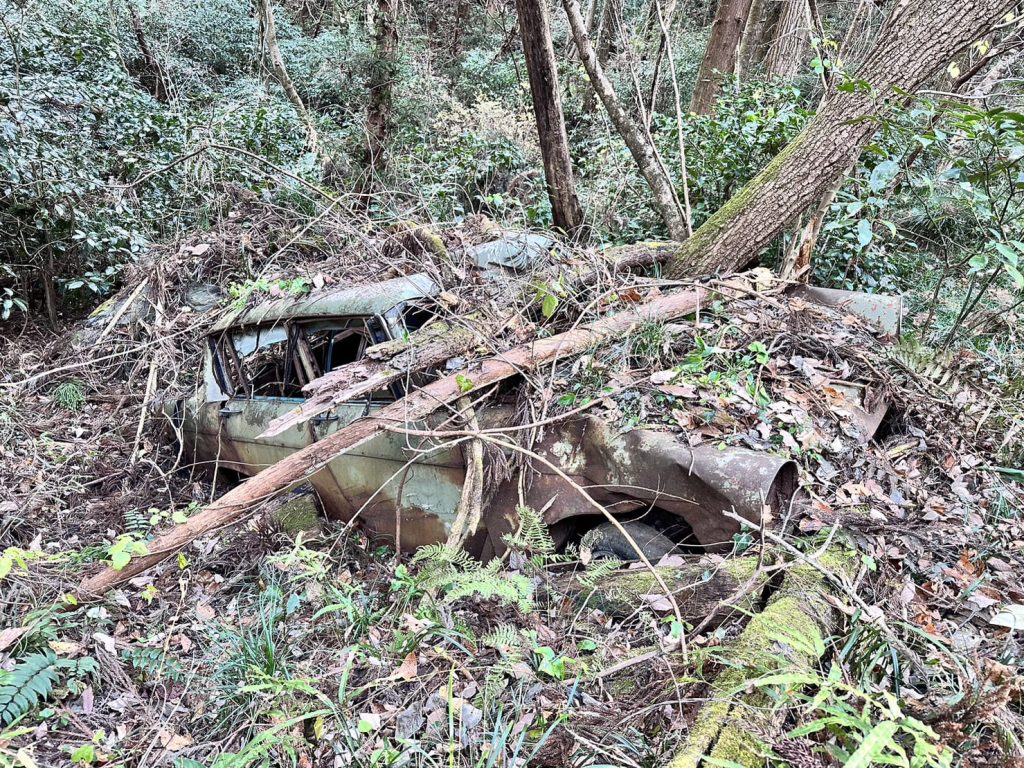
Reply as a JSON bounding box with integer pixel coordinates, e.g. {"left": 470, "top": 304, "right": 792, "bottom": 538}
{"left": 763, "top": 0, "right": 811, "bottom": 80}
{"left": 258, "top": 0, "right": 319, "bottom": 153}
{"left": 516, "top": 0, "right": 587, "bottom": 235}
{"left": 689, "top": 0, "right": 754, "bottom": 114}
{"left": 663, "top": 0, "right": 1018, "bottom": 279}
{"left": 563, "top": 0, "right": 689, "bottom": 241}
{"left": 582, "top": 0, "right": 618, "bottom": 113}
{"left": 364, "top": 0, "right": 399, "bottom": 178}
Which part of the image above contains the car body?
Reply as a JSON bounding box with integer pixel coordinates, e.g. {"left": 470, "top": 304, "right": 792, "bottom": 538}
{"left": 165, "top": 272, "right": 801, "bottom": 556}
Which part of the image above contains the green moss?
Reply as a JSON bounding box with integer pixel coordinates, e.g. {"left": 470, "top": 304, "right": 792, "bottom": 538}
{"left": 664, "top": 122, "right": 813, "bottom": 279}
{"left": 578, "top": 557, "right": 763, "bottom": 617}
{"left": 669, "top": 557, "right": 839, "bottom": 768}
{"left": 273, "top": 495, "right": 321, "bottom": 538}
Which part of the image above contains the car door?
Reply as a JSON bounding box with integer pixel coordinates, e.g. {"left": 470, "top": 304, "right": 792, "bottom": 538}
{"left": 302, "top": 315, "right": 465, "bottom": 549}
{"left": 211, "top": 322, "right": 316, "bottom": 474}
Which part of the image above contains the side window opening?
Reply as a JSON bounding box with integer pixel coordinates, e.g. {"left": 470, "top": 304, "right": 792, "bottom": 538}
{"left": 304, "top": 326, "right": 369, "bottom": 375}
{"left": 216, "top": 325, "right": 306, "bottom": 400}
{"left": 399, "top": 300, "right": 437, "bottom": 336}
{"left": 210, "top": 318, "right": 391, "bottom": 402}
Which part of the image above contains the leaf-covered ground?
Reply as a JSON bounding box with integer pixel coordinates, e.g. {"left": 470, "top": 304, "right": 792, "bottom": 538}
{"left": 1, "top": 216, "right": 1023, "bottom": 768}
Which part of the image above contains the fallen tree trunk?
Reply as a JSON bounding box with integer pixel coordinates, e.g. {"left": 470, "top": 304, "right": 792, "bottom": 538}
{"left": 663, "top": 0, "right": 1017, "bottom": 279}
{"left": 78, "top": 283, "right": 719, "bottom": 599}
{"left": 670, "top": 558, "right": 847, "bottom": 767}
{"left": 262, "top": 241, "right": 688, "bottom": 438}
{"left": 553, "top": 556, "right": 765, "bottom": 625}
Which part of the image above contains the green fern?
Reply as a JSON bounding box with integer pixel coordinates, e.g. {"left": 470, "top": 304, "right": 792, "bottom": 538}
{"left": 445, "top": 561, "right": 534, "bottom": 611}
{"left": 502, "top": 505, "right": 556, "bottom": 556}
{"left": 479, "top": 624, "right": 526, "bottom": 705}
{"left": 481, "top": 624, "right": 521, "bottom": 652}
{"left": 0, "top": 652, "right": 59, "bottom": 726}
{"left": 577, "top": 557, "right": 624, "bottom": 589}
{"left": 412, "top": 546, "right": 535, "bottom": 611}
{"left": 889, "top": 338, "right": 960, "bottom": 390}
{"left": 122, "top": 646, "right": 184, "bottom": 683}
{"left": 122, "top": 507, "right": 152, "bottom": 535}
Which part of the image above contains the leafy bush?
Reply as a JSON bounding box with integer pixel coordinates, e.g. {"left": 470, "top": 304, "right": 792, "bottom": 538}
{"left": 397, "top": 96, "right": 546, "bottom": 222}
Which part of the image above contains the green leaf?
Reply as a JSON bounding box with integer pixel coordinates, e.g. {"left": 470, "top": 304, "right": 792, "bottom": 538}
{"left": 455, "top": 374, "right": 474, "bottom": 394}
{"left": 846, "top": 721, "right": 900, "bottom": 768}
{"left": 869, "top": 160, "right": 899, "bottom": 192}
{"left": 969, "top": 253, "right": 989, "bottom": 271}
{"left": 71, "top": 744, "right": 97, "bottom": 765}
{"left": 110, "top": 551, "right": 132, "bottom": 571}
{"left": 1005, "top": 263, "right": 1024, "bottom": 290}
{"left": 995, "top": 242, "right": 1019, "bottom": 267}
{"left": 541, "top": 293, "right": 558, "bottom": 319}
{"left": 856, "top": 219, "right": 873, "bottom": 248}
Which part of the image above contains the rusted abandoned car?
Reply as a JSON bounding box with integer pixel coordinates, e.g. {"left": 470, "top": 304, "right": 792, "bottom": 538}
{"left": 164, "top": 270, "right": 805, "bottom": 560}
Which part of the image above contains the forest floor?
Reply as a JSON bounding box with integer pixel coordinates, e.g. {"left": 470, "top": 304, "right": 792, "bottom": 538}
{"left": 1, "top": 210, "right": 1023, "bottom": 768}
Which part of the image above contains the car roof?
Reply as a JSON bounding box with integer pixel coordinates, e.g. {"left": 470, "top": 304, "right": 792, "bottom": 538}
{"left": 211, "top": 272, "right": 439, "bottom": 332}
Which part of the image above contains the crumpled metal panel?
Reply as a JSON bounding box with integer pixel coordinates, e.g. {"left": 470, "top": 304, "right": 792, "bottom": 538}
{"left": 468, "top": 232, "right": 557, "bottom": 271}
{"left": 792, "top": 285, "right": 903, "bottom": 336}
{"left": 211, "top": 273, "right": 439, "bottom": 332}
{"left": 480, "top": 415, "right": 799, "bottom": 554}
{"left": 792, "top": 285, "right": 899, "bottom": 441}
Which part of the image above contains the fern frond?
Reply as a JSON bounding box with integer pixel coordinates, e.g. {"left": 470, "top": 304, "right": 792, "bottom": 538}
{"left": 0, "top": 652, "right": 59, "bottom": 726}
{"left": 481, "top": 624, "right": 521, "bottom": 653}
{"left": 503, "top": 505, "right": 555, "bottom": 556}
{"left": 577, "top": 558, "right": 624, "bottom": 589}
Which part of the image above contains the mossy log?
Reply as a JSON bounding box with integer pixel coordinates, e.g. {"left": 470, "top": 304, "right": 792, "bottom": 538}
{"left": 553, "top": 556, "right": 763, "bottom": 626}
{"left": 668, "top": 555, "right": 854, "bottom": 768}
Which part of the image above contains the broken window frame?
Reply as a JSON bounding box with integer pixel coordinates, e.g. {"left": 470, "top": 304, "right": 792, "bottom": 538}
{"left": 210, "top": 316, "right": 398, "bottom": 403}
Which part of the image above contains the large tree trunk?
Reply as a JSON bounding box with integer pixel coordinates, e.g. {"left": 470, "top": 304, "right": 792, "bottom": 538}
{"left": 364, "top": 0, "right": 399, "bottom": 177}
{"left": 563, "top": 0, "right": 689, "bottom": 241}
{"left": 516, "top": 0, "right": 587, "bottom": 235}
{"left": 689, "top": 0, "right": 754, "bottom": 115}
{"left": 663, "top": 0, "right": 1018, "bottom": 279}
{"left": 763, "top": 0, "right": 811, "bottom": 80}
{"left": 737, "top": 0, "right": 779, "bottom": 75}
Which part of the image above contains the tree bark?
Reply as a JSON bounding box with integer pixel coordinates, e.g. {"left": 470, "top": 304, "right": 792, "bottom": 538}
{"left": 663, "top": 0, "right": 1019, "bottom": 279}
{"left": 258, "top": 0, "right": 319, "bottom": 153}
{"left": 365, "top": 0, "right": 399, "bottom": 177}
{"left": 128, "top": 3, "right": 170, "bottom": 102}
{"left": 582, "top": 0, "right": 618, "bottom": 113}
{"left": 763, "top": 0, "right": 811, "bottom": 80}
{"left": 77, "top": 285, "right": 714, "bottom": 598}
{"left": 737, "top": 0, "right": 779, "bottom": 75}
{"left": 563, "top": 0, "right": 689, "bottom": 241}
{"left": 689, "top": 0, "right": 754, "bottom": 115}
{"left": 515, "top": 0, "right": 587, "bottom": 235}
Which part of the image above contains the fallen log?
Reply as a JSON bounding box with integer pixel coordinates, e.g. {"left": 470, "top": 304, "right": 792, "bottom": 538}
{"left": 78, "top": 282, "right": 720, "bottom": 599}
{"left": 553, "top": 556, "right": 765, "bottom": 626}
{"left": 669, "top": 554, "right": 853, "bottom": 768}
